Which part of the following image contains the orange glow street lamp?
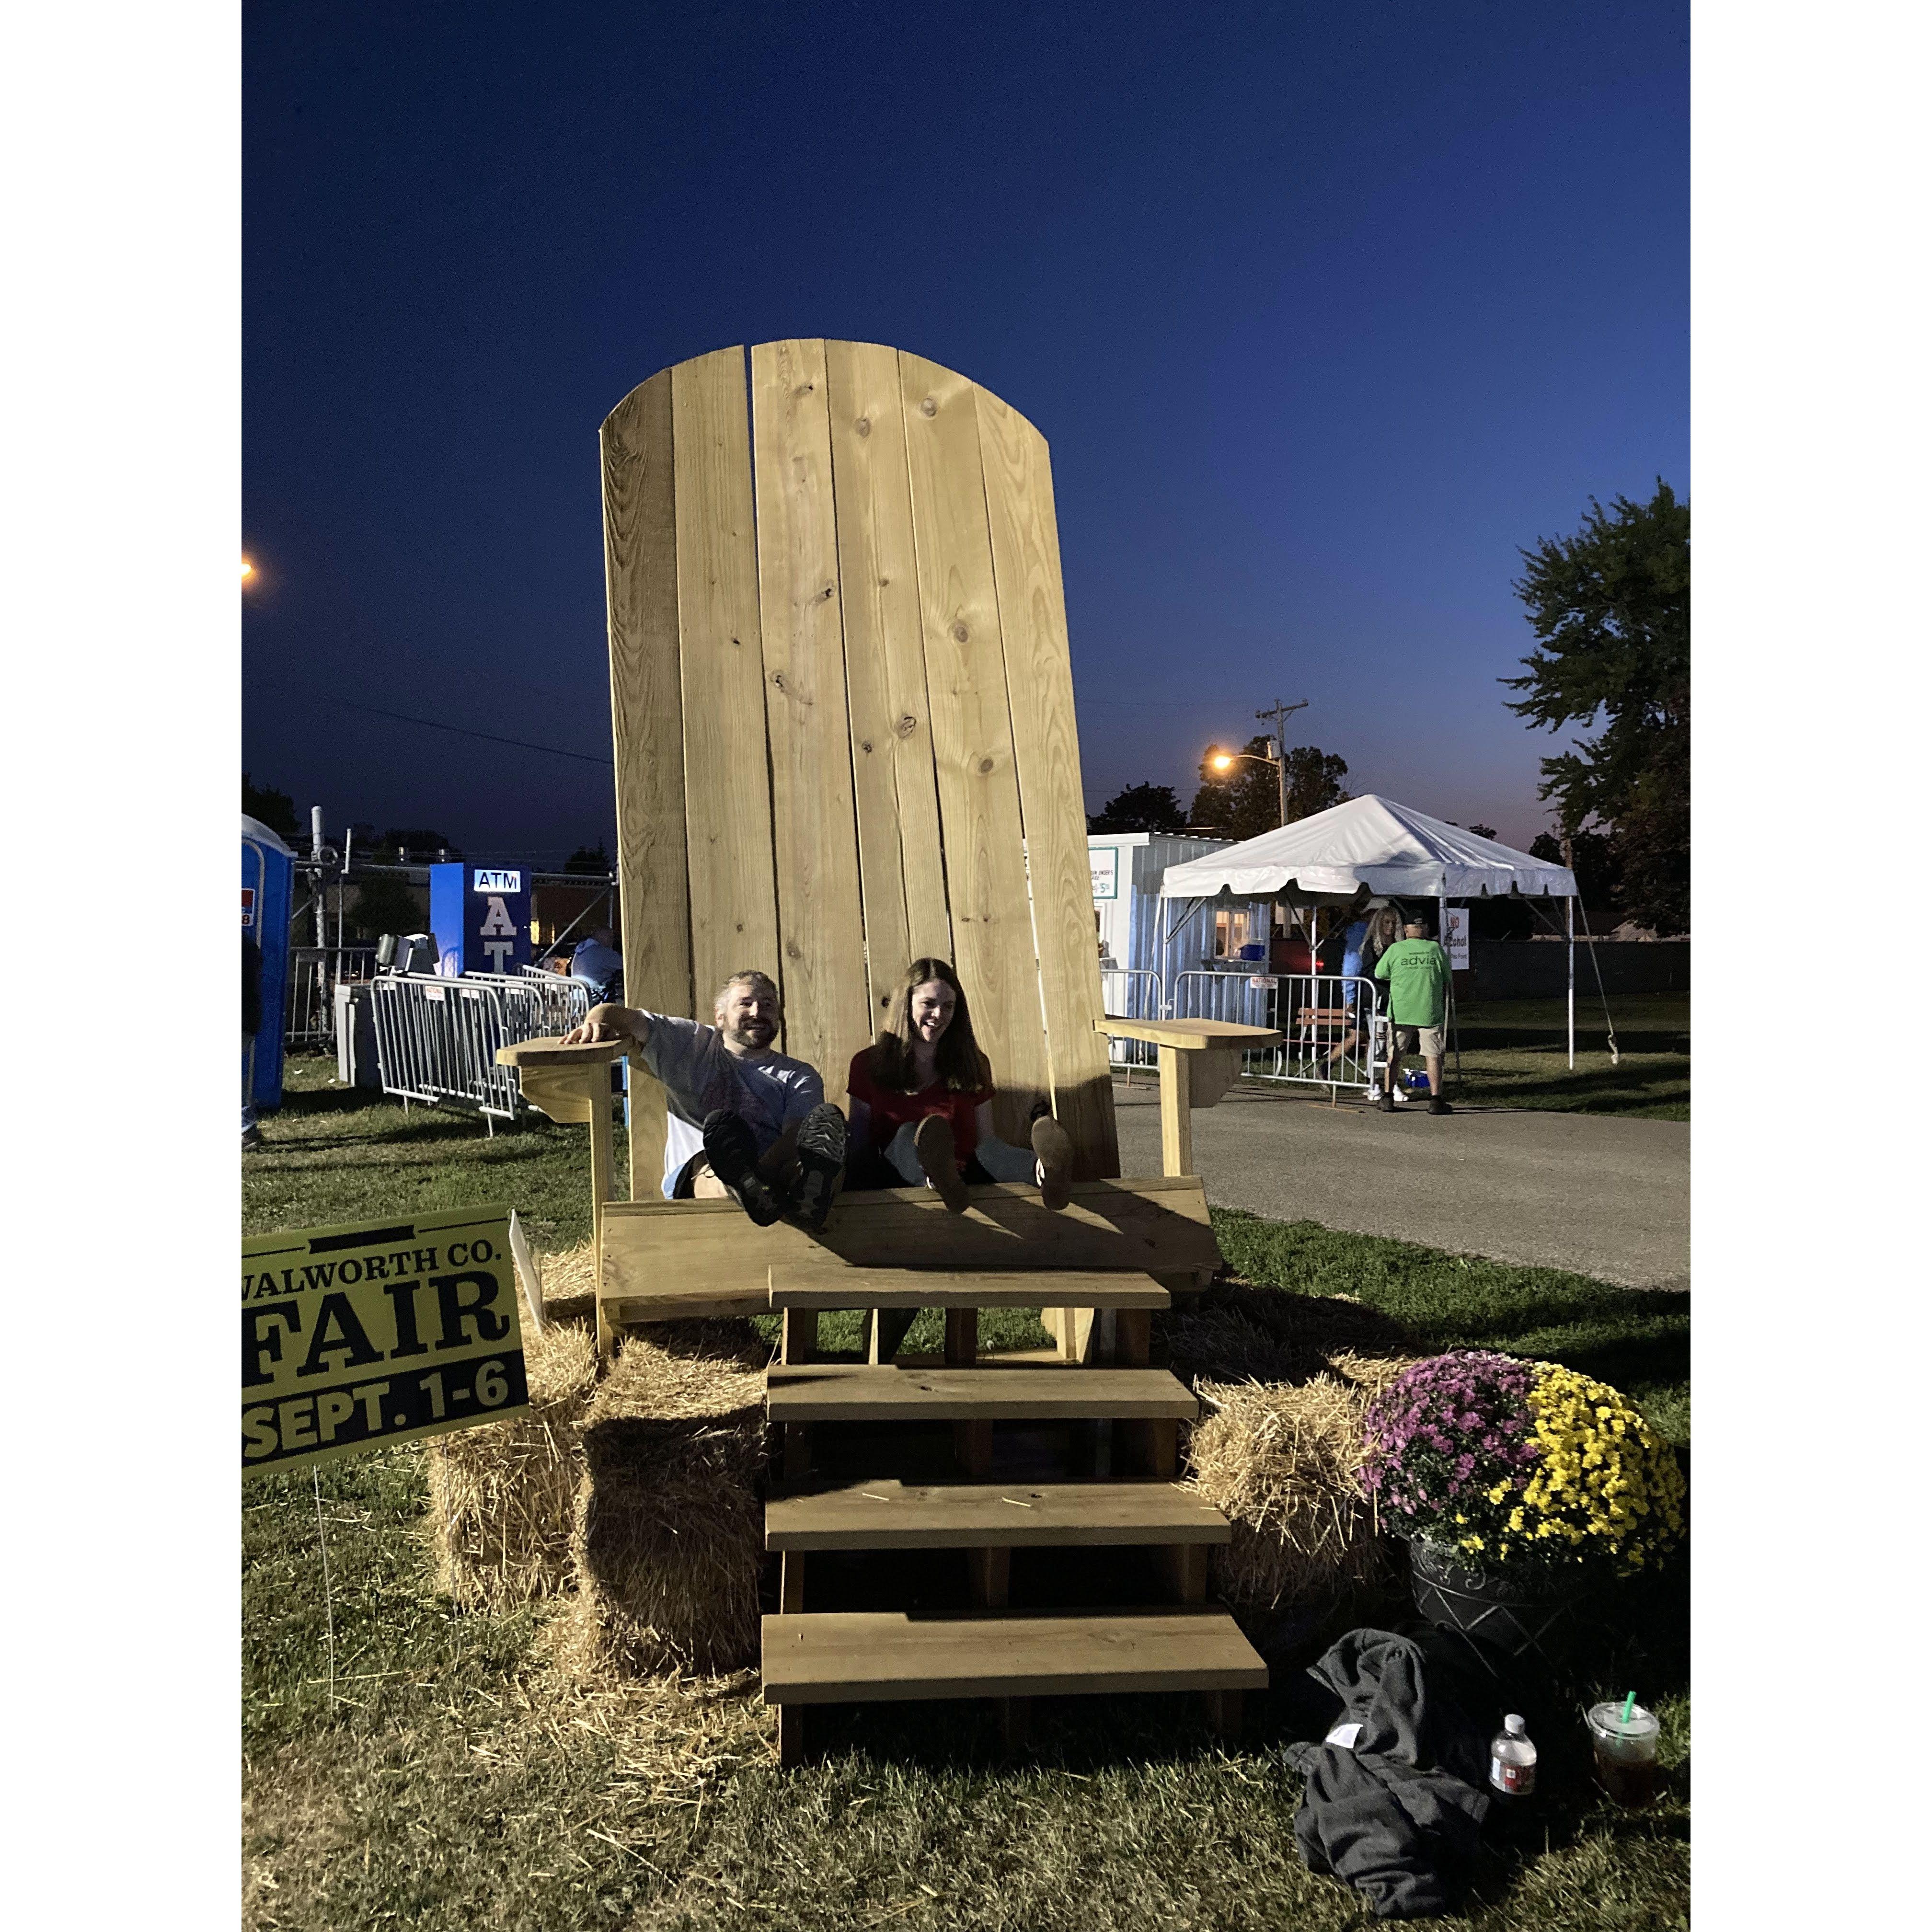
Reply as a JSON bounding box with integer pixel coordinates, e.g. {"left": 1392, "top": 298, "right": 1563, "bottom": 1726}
{"left": 241, "top": 556, "right": 256, "bottom": 584}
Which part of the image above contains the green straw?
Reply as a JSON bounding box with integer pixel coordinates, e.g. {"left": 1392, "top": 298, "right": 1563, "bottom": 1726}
{"left": 1620, "top": 1691, "right": 1636, "bottom": 1730}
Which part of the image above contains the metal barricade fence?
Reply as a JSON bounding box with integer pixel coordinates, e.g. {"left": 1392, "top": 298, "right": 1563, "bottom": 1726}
{"left": 1247, "top": 972, "right": 1389, "bottom": 1099}
{"left": 369, "top": 973, "right": 594, "bottom": 1128}
{"left": 1099, "top": 967, "right": 1163, "bottom": 1069}
{"left": 459, "top": 970, "right": 595, "bottom": 1038}
{"left": 286, "top": 946, "right": 380, "bottom": 1049}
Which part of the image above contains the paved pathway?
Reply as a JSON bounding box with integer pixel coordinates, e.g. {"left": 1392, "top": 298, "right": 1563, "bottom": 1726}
{"left": 1114, "top": 1080, "right": 1688, "bottom": 1291}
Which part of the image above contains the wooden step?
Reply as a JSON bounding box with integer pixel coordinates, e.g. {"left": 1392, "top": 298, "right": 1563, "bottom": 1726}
{"left": 762, "top": 1608, "right": 1268, "bottom": 1704}
{"left": 765, "top": 1478, "right": 1230, "bottom": 1551}
{"left": 766, "top": 1363, "right": 1197, "bottom": 1424}
{"left": 769, "top": 1265, "right": 1170, "bottom": 1311}
{"left": 600, "top": 1175, "right": 1219, "bottom": 1322}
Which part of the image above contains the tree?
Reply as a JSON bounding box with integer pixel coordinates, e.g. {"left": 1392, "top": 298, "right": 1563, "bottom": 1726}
{"left": 1088, "top": 783, "right": 1187, "bottom": 835}
{"left": 1281, "top": 745, "right": 1349, "bottom": 823}
{"left": 1189, "top": 739, "right": 1349, "bottom": 842}
{"left": 564, "top": 841, "right": 613, "bottom": 874}
{"left": 1529, "top": 829, "right": 1623, "bottom": 920}
{"left": 376, "top": 827, "right": 461, "bottom": 862}
{"left": 347, "top": 872, "right": 427, "bottom": 940}
{"left": 1468, "top": 823, "right": 1497, "bottom": 840}
{"left": 243, "top": 772, "right": 299, "bottom": 844}
{"left": 1189, "top": 736, "right": 1279, "bottom": 842}
{"left": 1503, "top": 481, "right": 1689, "bottom": 932}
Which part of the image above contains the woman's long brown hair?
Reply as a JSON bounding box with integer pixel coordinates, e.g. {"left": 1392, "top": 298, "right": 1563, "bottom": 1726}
{"left": 868, "top": 958, "right": 991, "bottom": 1093}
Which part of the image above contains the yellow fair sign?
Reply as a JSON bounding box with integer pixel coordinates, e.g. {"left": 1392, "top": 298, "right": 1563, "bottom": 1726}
{"left": 242, "top": 1206, "right": 527, "bottom": 1479}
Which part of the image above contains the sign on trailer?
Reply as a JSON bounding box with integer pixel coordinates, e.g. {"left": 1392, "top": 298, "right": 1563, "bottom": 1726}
{"left": 1090, "top": 847, "right": 1119, "bottom": 900}
{"left": 242, "top": 1206, "right": 527, "bottom": 1479}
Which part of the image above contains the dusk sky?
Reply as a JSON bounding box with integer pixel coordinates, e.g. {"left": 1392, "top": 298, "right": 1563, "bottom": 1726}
{"left": 242, "top": 0, "right": 1688, "bottom": 865}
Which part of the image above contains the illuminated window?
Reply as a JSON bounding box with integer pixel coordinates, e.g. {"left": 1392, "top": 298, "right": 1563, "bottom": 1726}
{"left": 1213, "top": 908, "right": 1253, "bottom": 957}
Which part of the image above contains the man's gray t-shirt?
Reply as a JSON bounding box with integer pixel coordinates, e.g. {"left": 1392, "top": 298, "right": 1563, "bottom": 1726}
{"left": 635, "top": 1012, "right": 824, "bottom": 1199}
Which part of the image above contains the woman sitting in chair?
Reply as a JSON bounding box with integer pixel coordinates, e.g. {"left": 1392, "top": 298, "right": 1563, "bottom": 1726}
{"left": 846, "top": 957, "right": 1074, "bottom": 1210}
{"left": 845, "top": 957, "right": 1075, "bottom": 1358}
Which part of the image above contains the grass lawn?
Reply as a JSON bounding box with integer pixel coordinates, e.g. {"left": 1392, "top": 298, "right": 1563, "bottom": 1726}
{"left": 1439, "top": 994, "right": 1687, "bottom": 1120}
{"left": 243, "top": 1062, "right": 1689, "bottom": 1931}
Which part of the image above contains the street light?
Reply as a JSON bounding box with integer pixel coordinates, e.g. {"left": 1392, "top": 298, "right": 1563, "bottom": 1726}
{"left": 1207, "top": 741, "right": 1287, "bottom": 824}
{"left": 241, "top": 556, "right": 256, "bottom": 584}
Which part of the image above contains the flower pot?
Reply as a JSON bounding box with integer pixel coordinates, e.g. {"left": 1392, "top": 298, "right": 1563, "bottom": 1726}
{"left": 1407, "top": 1535, "right": 1580, "bottom": 1661}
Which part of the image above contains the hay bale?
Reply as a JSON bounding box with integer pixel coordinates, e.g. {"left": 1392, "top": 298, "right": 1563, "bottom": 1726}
{"left": 527, "top": 1236, "right": 598, "bottom": 1328}
{"left": 1184, "top": 1354, "right": 1412, "bottom": 1644}
{"left": 426, "top": 1313, "right": 599, "bottom": 1609}
{"left": 1162, "top": 1280, "right": 1417, "bottom": 1389}
{"left": 558, "top": 1322, "right": 770, "bottom": 1679}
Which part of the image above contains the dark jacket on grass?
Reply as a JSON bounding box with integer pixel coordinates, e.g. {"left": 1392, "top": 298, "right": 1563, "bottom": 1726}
{"left": 1283, "top": 1628, "right": 1493, "bottom": 1920}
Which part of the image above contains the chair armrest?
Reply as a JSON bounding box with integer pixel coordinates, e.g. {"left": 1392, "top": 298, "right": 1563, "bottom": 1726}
{"left": 1093, "top": 1017, "right": 1283, "bottom": 1051}
{"left": 494, "top": 1036, "right": 628, "bottom": 1070}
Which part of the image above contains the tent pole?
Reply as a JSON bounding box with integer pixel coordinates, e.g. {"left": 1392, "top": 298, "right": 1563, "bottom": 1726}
{"left": 1566, "top": 896, "right": 1576, "bottom": 1070}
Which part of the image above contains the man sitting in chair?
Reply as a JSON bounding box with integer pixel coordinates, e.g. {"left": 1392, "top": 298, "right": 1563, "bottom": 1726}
{"left": 564, "top": 969, "right": 847, "bottom": 1229}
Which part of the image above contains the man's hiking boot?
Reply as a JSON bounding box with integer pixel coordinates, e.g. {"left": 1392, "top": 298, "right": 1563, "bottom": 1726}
{"left": 1378, "top": 1090, "right": 1396, "bottom": 1113}
{"left": 1029, "top": 1108, "right": 1075, "bottom": 1210}
{"left": 790, "top": 1103, "right": 847, "bottom": 1231}
{"left": 1428, "top": 1095, "right": 1453, "bottom": 1116}
{"left": 700, "top": 1109, "right": 782, "bottom": 1227}
{"left": 913, "top": 1112, "right": 970, "bottom": 1213}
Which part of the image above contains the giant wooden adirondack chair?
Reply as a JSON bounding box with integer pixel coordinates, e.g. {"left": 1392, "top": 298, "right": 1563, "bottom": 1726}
{"left": 502, "top": 342, "right": 1280, "bottom": 1762}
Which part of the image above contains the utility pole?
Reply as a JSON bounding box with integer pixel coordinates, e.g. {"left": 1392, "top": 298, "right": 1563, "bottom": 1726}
{"left": 1255, "top": 698, "right": 1310, "bottom": 826}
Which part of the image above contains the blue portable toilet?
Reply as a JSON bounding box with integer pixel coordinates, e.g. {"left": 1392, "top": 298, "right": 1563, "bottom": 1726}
{"left": 243, "top": 814, "right": 296, "bottom": 1110}
{"left": 428, "top": 862, "right": 532, "bottom": 976}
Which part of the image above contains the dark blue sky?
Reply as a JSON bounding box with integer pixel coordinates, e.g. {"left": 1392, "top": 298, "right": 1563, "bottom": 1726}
{"left": 243, "top": 0, "right": 1687, "bottom": 864}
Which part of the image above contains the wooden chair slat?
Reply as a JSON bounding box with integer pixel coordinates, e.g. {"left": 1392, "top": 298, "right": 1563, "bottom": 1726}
{"left": 751, "top": 339, "right": 872, "bottom": 1080}
{"left": 600, "top": 369, "right": 690, "bottom": 1196}
{"left": 670, "top": 348, "right": 781, "bottom": 1017}
{"left": 976, "top": 383, "right": 1120, "bottom": 1179}
{"left": 899, "top": 350, "right": 1051, "bottom": 1143}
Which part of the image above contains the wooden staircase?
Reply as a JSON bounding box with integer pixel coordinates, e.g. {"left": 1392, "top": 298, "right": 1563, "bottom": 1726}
{"left": 761, "top": 1263, "right": 1267, "bottom": 1764}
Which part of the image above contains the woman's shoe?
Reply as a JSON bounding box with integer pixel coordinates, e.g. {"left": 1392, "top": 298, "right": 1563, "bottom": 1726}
{"left": 1030, "top": 1111, "right": 1075, "bottom": 1210}
{"left": 913, "top": 1112, "right": 970, "bottom": 1213}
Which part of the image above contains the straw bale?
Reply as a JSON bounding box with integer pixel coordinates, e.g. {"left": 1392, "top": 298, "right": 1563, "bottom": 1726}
{"left": 1162, "top": 1279, "right": 1417, "bottom": 1390}
{"left": 1184, "top": 1355, "right": 1412, "bottom": 1643}
{"left": 529, "top": 1237, "right": 598, "bottom": 1328}
{"left": 426, "top": 1313, "right": 599, "bottom": 1610}
{"left": 558, "top": 1322, "right": 771, "bottom": 1679}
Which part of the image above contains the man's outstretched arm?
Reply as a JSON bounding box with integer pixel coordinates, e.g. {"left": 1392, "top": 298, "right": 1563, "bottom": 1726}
{"left": 563, "top": 1003, "right": 651, "bottom": 1048}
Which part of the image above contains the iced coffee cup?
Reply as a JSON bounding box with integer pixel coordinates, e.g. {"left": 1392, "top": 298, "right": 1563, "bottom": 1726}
{"left": 1587, "top": 1701, "right": 1660, "bottom": 1807}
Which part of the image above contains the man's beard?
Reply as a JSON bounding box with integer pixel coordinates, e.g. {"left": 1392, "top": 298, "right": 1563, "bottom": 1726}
{"left": 726, "top": 1019, "right": 775, "bottom": 1051}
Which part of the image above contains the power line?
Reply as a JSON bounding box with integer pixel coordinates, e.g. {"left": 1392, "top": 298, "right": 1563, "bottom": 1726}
{"left": 250, "top": 677, "right": 615, "bottom": 766}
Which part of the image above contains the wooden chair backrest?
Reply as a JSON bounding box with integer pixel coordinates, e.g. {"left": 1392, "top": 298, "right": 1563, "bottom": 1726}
{"left": 601, "top": 341, "right": 1117, "bottom": 1200}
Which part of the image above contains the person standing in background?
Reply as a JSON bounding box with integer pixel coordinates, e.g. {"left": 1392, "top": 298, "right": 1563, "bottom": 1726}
{"left": 1328, "top": 902, "right": 1401, "bottom": 1097}
{"left": 1375, "top": 916, "right": 1453, "bottom": 1116}
{"left": 242, "top": 932, "right": 264, "bottom": 1151}
{"left": 569, "top": 926, "right": 624, "bottom": 1005}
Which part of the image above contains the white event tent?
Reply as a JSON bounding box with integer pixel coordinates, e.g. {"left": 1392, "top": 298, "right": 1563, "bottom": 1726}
{"left": 1156, "top": 794, "right": 1587, "bottom": 1064}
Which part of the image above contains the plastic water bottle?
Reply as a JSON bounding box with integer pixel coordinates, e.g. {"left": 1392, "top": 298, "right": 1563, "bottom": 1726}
{"left": 1489, "top": 1714, "right": 1537, "bottom": 1800}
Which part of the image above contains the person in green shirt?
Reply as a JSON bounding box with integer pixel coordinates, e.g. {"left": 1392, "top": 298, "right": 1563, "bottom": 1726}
{"left": 1373, "top": 917, "right": 1453, "bottom": 1116}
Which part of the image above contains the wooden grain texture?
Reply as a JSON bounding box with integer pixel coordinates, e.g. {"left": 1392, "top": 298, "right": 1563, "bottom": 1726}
{"left": 767, "top": 1266, "right": 1170, "bottom": 1310}
{"left": 671, "top": 348, "right": 781, "bottom": 1020}
{"left": 764, "top": 1478, "right": 1231, "bottom": 1551}
{"left": 975, "top": 385, "right": 1120, "bottom": 1181}
{"left": 761, "top": 1608, "right": 1268, "bottom": 1702}
{"left": 750, "top": 339, "right": 871, "bottom": 1081}
{"left": 764, "top": 1363, "right": 1198, "bottom": 1422}
{"left": 899, "top": 351, "right": 1049, "bottom": 1140}
{"left": 1094, "top": 1016, "right": 1283, "bottom": 1050}
{"left": 602, "top": 370, "right": 693, "bottom": 1197}
{"left": 1158, "top": 1045, "right": 1194, "bottom": 1177}
{"left": 599, "top": 1176, "right": 1219, "bottom": 1299}
{"left": 824, "top": 340, "right": 953, "bottom": 1011}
